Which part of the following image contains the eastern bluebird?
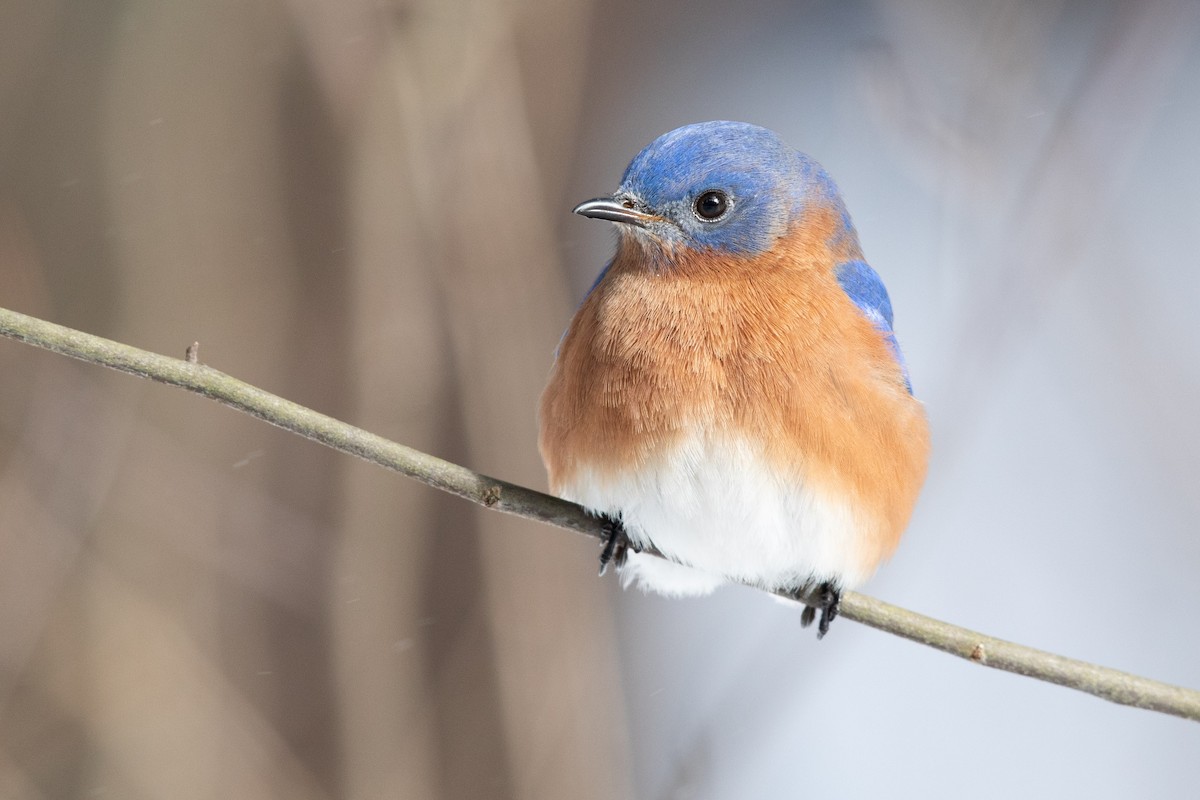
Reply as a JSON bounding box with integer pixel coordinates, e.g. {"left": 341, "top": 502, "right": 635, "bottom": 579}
{"left": 539, "top": 121, "right": 930, "bottom": 636}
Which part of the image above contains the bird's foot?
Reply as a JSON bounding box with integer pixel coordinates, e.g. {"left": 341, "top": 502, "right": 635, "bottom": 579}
{"left": 598, "top": 514, "right": 636, "bottom": 576}
{"left": 798, "top": 581, "right": 842, "bottom": 639}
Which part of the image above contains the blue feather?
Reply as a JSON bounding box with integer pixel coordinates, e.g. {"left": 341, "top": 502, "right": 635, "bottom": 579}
{"left": 616, "top": 121, "right": 842, "bottom": 256}
{"left": 835, "top": 260, "right": 912, "bottom": 393}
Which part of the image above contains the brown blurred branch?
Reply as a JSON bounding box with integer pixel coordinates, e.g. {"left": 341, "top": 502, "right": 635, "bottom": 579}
{"left": 2, "top": 304, "right": 1198, "bottom": 725}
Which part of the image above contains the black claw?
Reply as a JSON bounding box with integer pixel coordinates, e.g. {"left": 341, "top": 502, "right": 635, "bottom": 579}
{"left": 799, "top": 603, "right": 816, "bottom": 628}
{"left": 817, "top": 584, "right": 841, "bottom": 639}
{"left": 798, "top": 581, "right": 842, "bottom": 639}
{"left": 598, "top": 514, "right": 630, "bottom": 576}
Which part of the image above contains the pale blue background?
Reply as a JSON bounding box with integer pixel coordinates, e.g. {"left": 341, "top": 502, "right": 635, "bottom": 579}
{"left": 564, "top": 2, "right": 1200, "bottom": 797}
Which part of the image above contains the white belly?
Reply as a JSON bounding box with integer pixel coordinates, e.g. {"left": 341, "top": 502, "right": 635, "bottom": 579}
{"left": 559, "top": 435, "right": 878, "bottom": 597}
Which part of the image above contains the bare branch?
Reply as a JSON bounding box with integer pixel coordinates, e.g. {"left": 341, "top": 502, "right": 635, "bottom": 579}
{"left": 2, "top": 304, "right": 1198, "bottom": 724}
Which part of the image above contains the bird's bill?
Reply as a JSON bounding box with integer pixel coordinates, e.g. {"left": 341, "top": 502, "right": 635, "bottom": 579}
{"left": 572, "top": 196, "right": 657, "bottom": 228}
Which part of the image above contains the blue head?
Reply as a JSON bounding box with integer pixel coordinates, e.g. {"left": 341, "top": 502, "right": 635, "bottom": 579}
{"left": 575, "top": 121, "right": 849, "bottom": 257}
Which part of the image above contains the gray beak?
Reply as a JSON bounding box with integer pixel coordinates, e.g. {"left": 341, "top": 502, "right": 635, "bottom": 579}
{"left": 572, "top": 196, "right": 657, "bottom": 228}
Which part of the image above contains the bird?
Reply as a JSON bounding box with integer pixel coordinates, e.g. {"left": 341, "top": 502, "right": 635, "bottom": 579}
{"left": 538, "top": 121, "right": 929, "bottom": 637}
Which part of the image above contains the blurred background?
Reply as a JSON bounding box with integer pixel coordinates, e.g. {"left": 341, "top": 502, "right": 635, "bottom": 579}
{"left": 1, "top": 1, "right": 1199, "bottom": 797}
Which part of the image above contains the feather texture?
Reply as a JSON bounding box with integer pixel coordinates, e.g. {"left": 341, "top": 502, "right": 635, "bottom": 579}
{"left": 539, "top": 121, "right": 929, "bottom": 596}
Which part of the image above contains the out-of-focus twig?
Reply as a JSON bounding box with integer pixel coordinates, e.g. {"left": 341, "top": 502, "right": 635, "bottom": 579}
{"left": 2, "top": 304, "right": 1198, "bottom": 725}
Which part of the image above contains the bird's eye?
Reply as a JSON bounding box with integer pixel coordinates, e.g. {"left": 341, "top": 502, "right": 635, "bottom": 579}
{"left": 694, "top": 190, "right": 729, "bottom": 221}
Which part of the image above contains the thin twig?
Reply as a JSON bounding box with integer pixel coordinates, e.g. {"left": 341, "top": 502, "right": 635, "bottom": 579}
{"left": 2, "top": 304, "right": 1198, "bottom": 724}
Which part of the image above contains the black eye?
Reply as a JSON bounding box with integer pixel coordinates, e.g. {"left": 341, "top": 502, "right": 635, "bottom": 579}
{"left": 694, "top": 190, "right": 729, "bottom": 221}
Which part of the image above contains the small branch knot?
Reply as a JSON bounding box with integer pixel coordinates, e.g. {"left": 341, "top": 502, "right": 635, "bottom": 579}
{"left": 482, "top": 485, "right": 502, "bottom": 507}
{"left": 185, "top": 342, "right": 200, "bottom": 364}
{"left": 969, "top": 643, "right": 987, "bottom": 663}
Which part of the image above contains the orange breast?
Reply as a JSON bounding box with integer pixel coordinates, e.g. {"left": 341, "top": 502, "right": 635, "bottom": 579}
{"left": 539, "top": 210, "right": 930, "bottom": 569}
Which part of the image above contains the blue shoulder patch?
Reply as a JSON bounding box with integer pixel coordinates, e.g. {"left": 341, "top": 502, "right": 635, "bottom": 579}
{"left": 834, "top": 260, "right": 912, "bottom": 393}
{"left": 835, "top": 259, "right": 894, "bottom": 328}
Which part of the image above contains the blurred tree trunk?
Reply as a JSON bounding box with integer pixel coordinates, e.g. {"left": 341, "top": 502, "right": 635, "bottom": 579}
{"left": 0, "top": 1, "right": 629, "bottom": 798}
{"left": 338, "top": 2, "right": 630, "bottom": 798}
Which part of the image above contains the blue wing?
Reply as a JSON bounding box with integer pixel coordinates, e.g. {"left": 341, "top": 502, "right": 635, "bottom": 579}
{"left": 834, "top": 259, "right": 913, "bottom": 393}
